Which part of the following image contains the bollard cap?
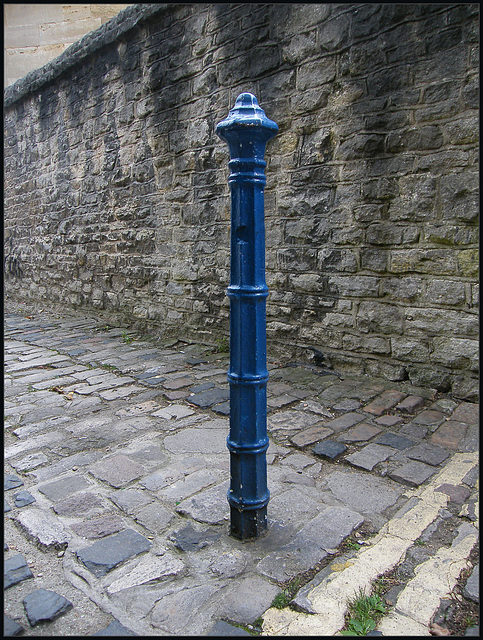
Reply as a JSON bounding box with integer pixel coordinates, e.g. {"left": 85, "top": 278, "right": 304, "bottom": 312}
{"left": 216, "top": 93, "right": 278, "bottom": 143}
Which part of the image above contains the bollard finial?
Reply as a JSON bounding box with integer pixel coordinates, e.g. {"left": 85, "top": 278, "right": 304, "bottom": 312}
{"left": 216, "top": 93, "right": 278, "bottom": 144}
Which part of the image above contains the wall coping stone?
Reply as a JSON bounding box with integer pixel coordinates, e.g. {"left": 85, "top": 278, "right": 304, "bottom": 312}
{"left": 3, "top": 3, "right": 171, "bottom": 108}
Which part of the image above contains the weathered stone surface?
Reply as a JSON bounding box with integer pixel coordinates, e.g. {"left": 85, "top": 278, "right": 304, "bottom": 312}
{"left": 169, "top": 523, "right": 221, "bottom": 552}
{"left": 208, "top": 620, "right": 251, "bottom": 636}
{"left": 374, "top": 432, "right": 416, "bottom": 450}
{"left": 71, "top": 514, "right": 124, "bottom": 539}
{"left": 163, "top": 427, "right": 227, "bottom": 455}
{"left": 10, "top": 452, "right": 49, "bottom": 471}
{"left": 268, "top": 409, "right": 322, "bottom": 431}
{"left": 345, "top": 444, "right": 395, "bottom": 471}
{"left": 406, "top": 442, "right": 450, "bottom": 466}
{"left": 325, "top": 470, "right": 403, "bottom": 516}
{"left": 4, "top": 553, "right": 34, "bottom": 588}
{"left": 323, "top": 412, "right": 366, "bottom": 432}
{"left": 13, "top": 490, "right": 36, "bottom": 507}
{"left": 394, "top": 395, "right": 425, "bottom": 413}
{"left": 89, "top": 455, "right": 145, "bottom": 488}
{"left": 312, "top": 440, "right": 347, "bottom": 460}
{"left": 389, "top": 461, "right": 436, "bottom": 487}
{"left": 4, "top": 616, "right": 24, "bottom": 636}
{"left": 214, "top": 574, "right": 281, "bottom": 624}
{"left": 150, "top": 584, "right": 219, "bottom": 634}
{"left": 463, "top": 563, "right": 479, "bottom": 603}
{"left": 451, "top": 402, "right": 479, "bottom": 424}
{"left": 106, "top": 553, "right": 185, "bottom": 594}
{"left": 133, "top": 502, "right": 174, "bottom": 533}
{"left": 15, "top": 508, "right": 71, "bottom": 548}
{"left": 4, "top": 474, "right": 24, "bottom": 491}
{"left": 363, "top": 391, "right": 407, "bottom": 415}
{"left": 431, "top": 421, "right": 468, "bottom": 450}
{"left": 176, "top": 481, "right": 229, "bottom": 525}
{"left": 23, "top": 589, "right": 73, "bottom": 626}
{"left": 209, "top": 550, "right": 247, "bottom": 578}
{"left": 434, "top": 483, "right": 471, "bottom": 505}
{"left": 92, "top": 619, "right": 138, "bottom": 636}
{"left": 76, "top": 529, "right": 151, "bottom": 577}
{"left": 340, "top": 423, "right": 382, "bottom": 442}
{"left": 53, "top": 492, "right": 104, "bottom": 516}
{"left": 37, "top": 474, "right": 92, "bottom": 502}
{"left": 290, "top": 425, "right": 334, "bottom": 447}
{"left": 108, "top": 489, "right": 153, "bottom": 514}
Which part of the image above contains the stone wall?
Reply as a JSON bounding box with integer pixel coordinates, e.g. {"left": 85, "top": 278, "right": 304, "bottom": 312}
{"left": 4, "top": 4, "right": 131, "bottom": 87}
{"left": 4, "top": 3, "right": 479, "bottom": 399}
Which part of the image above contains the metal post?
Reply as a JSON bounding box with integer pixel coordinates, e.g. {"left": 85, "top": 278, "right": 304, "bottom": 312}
{"left": 216, "top": 93, "right": 278, "bottom": 539}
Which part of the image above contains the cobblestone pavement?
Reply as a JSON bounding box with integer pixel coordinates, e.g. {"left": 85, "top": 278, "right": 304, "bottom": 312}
{"left": 4, "top": 305, "right": 479, "bottom": 636}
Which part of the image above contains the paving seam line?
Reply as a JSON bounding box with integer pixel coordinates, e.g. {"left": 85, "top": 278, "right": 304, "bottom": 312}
{"left": 261, "top": 452, "right": 478, "bottom": 636}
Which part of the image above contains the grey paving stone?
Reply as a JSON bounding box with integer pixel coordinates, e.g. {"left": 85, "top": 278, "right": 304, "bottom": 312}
{"left": 406, "top": 442, "right": 450, "bottom": 466}
{"left": 13, "top": 490, "right": 36, "bottom": 507}
{"left": 23, "top": 588, "right": 73, "bottom": 626}
{"left": 150, "top": 584, "right": 219, "bottom": 634}
{"left": 176, "top": 481, "right": 230, "bottom": 525}
{"left": 77, "top": 529, "right": 152, "bottom": 577}
{"left": 4, "top": 474, "right": 24, "bottom": 491}
{"left": 209, "top": 550, "right": 248, "bottom": 578}
{"left": 189, "top": 381, "right": 215, "bottom": 394}
{"left": 71, "top": 514, "right": 125, "bottom": 539}
{"left": 340, "top": 423, "right": 382, "bottom": 443}
{"left": 399, "top": 423, "right": 429, "bottom": 440}
{"left": 4, "top": 616, "right": 25, "bottom": 637}
{"left": 109, "top": 489, "right": 154, "bottom": 514}
{"left": 89, "top": 455, "right": 145, "bottom": 488}
{"left": 290, "top": 425, "right": 334, "bottom": 447}
{"left": 312, "top": 440, "right": 347, "bottom": 460}
{"left": 332, "top": 398, "right": 362, "bottom": 411}
{"left": 212, "top": 401, "right": 230, "bottom": 415}
{"left": 92, "top": 619, "right": 138, "bottom": 635}
{"left": 214, "top": 574, "right": 281, "bottom": 625}
{"left": 164, "top": 427, "right": 227, "bottom": 455}
{"left": 170, "top": 524, "right": 222, "bottom": 551}
{"left": 208, "top": 620, "right": 251, "bottom": 636}
{"left": 322, "top": 412, "right": 365, "bottom": 433}
{"left": 188, "top": 387, "right": 230, "bottom": 407}
{"left": 268, "top": 409, "right": 322, "bottom": 431}
{"left": 133, "top": 502, "right": 174, "bottom": 534}
{"left": 451, "top": 402, "right": 479, "bottom": 425}
{"left": 37, "top": 474, "right": 92, "bottom": 501}
{"left": 345, "top": 444, "right": 395, "bottom": 471}
{"left": 325, "top": 470, "right": 404, "bottom": 517}
{"left": 389, "top": 461, "right": 436, "bottom": 487}
{"left": 374, "top": 432, "right": 416, "bottom": 450}
{"left": 53, "top": 492, "right": 105, "bottom": 516}
{"left": 4, "top": 553, "right": 34, "bottom": 588}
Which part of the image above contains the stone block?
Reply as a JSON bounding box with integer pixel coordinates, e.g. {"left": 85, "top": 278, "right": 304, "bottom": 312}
{"left": 37, "top": 474, "right": 92, "bottom": 501}
{"left": 389, "top": 461, "right": 436, "bottom": 487}
{"left": 431, "top": 421, "right": 468, "bottom": 450}
{"left": 406, "top": 442, "right": 450, "bottom": 466}
{"left": 312, "top": 440, "right": 347, "bottom": 460}
{"left": 89, "top": 455, "right": 145, "bottom": 488}
{"left": 374, "top": 432, "right": 416, "bottom": 450}
{"left": 4, "top": 554, "right": 34, "bottom": 589}
{"left": 323, "top": 412, "right": 365, "bottom": 432}
{"left": 345, "top": 444, "right": 395, "bottom": 471}
{"left": 363, "top": 391, "right": 407, "bottom": 415}
{"left": 76, "top": 529, "right": 151, "bottom": 577}
{"left": 23, "top": 589, "right": 73, "bottom": 626}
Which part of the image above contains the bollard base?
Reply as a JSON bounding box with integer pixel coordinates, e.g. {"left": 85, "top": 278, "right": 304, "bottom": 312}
{"left": 230, "top": 506, "right": 268, "bottom": 540}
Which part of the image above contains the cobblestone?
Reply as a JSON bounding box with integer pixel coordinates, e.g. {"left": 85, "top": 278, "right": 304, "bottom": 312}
{"left": 3, "top": 308, "right": 479, "bottom": 636}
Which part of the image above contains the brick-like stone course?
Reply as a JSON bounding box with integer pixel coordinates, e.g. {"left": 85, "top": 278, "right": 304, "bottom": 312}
{"left": 3, "top": 3, "right": 478, "bottom": 400}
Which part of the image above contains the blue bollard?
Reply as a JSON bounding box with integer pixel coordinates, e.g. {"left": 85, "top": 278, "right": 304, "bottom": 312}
{"left": 216, "top": 93, "right": 278, "bottom": 539}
